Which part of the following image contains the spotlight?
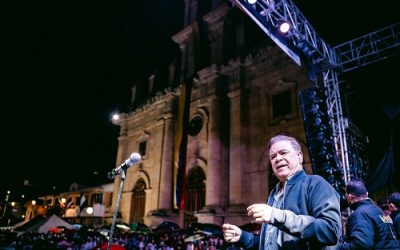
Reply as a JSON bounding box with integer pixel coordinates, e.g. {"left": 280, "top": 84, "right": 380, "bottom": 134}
{"left": 278, "top": 22, "right": 290, "bottom": 34}
{"left": 248, "top": 0, "right": 257, "bottom": 4}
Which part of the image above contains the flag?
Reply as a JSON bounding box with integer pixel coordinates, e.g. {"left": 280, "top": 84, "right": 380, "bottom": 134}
{"left": 66, "top": 197, "right": 74, "bottom": 209}
{"left": 79, "top": 194, "right": 87, "bottom": 213}
{"left": 174, "top": 82, "right": 191, "bottom": 209}
{"left": 174, "top": 22, "right": 199, "bottom": 209}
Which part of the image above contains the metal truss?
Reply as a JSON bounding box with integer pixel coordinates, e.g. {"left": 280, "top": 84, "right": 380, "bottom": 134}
{"left": 229, "top": 0, "right": 337, "bottom": 70}
{"left": 334, "top": 23, "right": 400, "bottom": 73}
{"left": 229, "top": 0, "right": 400, "bottom": 185}
{"left": 321, "top": 69, "right": 350, "bottom": 183}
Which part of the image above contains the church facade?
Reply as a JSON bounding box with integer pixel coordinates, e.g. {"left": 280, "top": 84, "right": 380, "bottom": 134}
{"left": 111, "top": 0, "right": 313, "bottom": 228}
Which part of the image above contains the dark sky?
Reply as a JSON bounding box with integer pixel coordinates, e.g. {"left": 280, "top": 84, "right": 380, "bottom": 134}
{"left": 2, "top": 0, "right": 184, "bottom": 197}
{"left": 2, "top": 0, "right": 399, "bottom": 198}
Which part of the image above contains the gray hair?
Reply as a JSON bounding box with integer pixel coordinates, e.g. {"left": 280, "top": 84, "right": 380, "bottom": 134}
{"left": 267, "top": 134, "right": 301, "bottom": 152}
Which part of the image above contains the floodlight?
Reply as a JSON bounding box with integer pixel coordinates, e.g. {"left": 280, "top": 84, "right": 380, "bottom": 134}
{"left": 279, "top": 22, "right": 290, "bottom": 34}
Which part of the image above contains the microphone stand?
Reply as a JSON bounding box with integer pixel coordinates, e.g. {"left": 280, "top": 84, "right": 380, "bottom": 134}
{"left": 107, "top": 170, "right": 126, "bottom": 250}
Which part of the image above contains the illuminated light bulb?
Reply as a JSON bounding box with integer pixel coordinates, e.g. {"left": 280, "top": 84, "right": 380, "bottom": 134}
{"left": 279, "top": 22, "right": 290, "bottom": 33}
{"left": 86, "top": 207, "right": 94, "bottom": 215}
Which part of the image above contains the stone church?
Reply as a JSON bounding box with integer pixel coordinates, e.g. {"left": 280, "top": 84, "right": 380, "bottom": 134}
{"left": 110, "top": 0, "right": 315, "bottom": 228}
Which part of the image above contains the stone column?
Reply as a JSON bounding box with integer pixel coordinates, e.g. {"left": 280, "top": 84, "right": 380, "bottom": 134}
{"left": 112, "top": 115, "right": 130, "bottom": 210}
{"left": 227, "top": 89, "right": 242, "bottom": 205}
{"left": 158, "top": 115, "right": 175, "bottom": 209}
{"left": 115, "top": 114, "right": 130, "bottom": 165}
{"left": 205, "top": 95, "right": 222, "bottom": 207}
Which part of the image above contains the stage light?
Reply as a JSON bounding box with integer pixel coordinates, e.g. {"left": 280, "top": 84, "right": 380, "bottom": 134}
{"left": 279, "top": 22, "right": 290, "bottom": 34}
{"left": 248, "top": 0, "right": 257, "bottom": 4}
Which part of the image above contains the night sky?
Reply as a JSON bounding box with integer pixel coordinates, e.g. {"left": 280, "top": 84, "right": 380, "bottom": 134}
{"left": 2, "top": 0, "right": 399, "bottom": 199}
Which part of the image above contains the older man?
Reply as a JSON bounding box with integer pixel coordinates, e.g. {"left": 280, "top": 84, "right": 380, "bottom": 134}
{"left": 222, "top": 134, "right": 341, "bottom": 250}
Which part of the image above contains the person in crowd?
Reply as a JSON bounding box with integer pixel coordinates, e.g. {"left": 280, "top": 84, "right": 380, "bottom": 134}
{"left": 222, "top": 134, "right": 342, "bottom": 249}
{"left": 339, "top": 180, "right": 399, "bottom": 249}
{"left": 378, "top": 198, "right": 393, "bottom": 223}
{"left": 388, "top": 192, "right": 400, "bottom": 239}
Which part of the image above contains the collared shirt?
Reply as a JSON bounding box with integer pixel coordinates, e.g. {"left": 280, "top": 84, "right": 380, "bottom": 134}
{"left": 264, "top": 186, "right": 284, "bottom": 250}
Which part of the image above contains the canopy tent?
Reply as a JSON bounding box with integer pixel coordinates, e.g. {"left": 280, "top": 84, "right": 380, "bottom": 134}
{"left": 14, "top": 214, "right": 72, "bottom": 233}
{"left": 152, "top": 221, "right": 180, "bottom": 234}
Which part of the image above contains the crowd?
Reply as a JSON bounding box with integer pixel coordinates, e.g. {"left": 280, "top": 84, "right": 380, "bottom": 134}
{"left": 0, "top": 227, "right": 233, "bottom": 250}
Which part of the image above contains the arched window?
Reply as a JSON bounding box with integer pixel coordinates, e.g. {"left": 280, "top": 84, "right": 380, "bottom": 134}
{"left": 130, "top": 178, "right": 146, "bottom": 223}
{"left": 185, "top": 166, "right": 206, "bottom": 226}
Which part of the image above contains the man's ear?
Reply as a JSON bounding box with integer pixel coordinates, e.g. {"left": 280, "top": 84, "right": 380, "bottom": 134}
{"left": 346, "top": 194, "right": 353, "bottom": 202}
{"left": 298, "top": 151, "right": 303, "bottom": 164}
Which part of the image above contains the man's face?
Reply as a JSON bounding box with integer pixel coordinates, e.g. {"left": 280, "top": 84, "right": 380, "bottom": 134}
{"left": 269, "top": 140, "right": 303, "bottom": 182}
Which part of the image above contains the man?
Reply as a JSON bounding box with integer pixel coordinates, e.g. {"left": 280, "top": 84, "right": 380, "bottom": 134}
{"left": 388, "top": 192, "right": 400, "bottom": 239}
{"left": 377, "top": 198, "right": 393, "bottom": 223}
{"left": 339, "top": 180, "right": 399, "bottom": 249}
{"left": 222, "top": 134, "right": 341, "bottom": 250}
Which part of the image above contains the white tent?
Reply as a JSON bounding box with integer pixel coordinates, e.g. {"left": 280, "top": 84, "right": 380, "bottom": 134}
{"left": 38, "top": 214, "right": 72, "bottom": 233}
{"left": 14, "top": 214, "right": 72, "bottom": 233}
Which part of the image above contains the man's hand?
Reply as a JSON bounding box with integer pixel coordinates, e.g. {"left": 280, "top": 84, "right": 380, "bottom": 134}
{"left": 247, "top": 203, "right": 273, "bottom": 223}
{"left": 222, "top": 223, "right": 241, "bottom": 242}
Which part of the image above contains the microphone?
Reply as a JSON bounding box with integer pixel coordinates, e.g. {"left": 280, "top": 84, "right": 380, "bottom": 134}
{"left": 107, "top": 152, "right": 141, "bottom": 179}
